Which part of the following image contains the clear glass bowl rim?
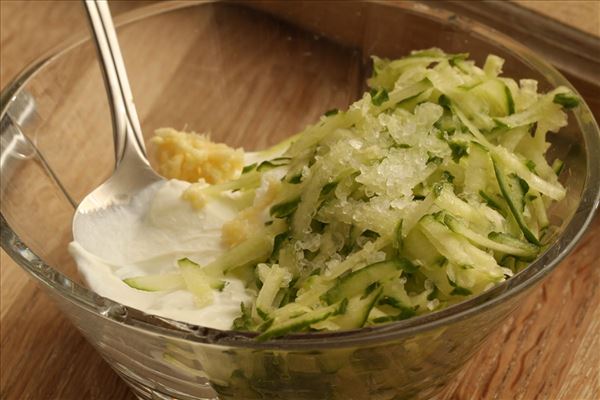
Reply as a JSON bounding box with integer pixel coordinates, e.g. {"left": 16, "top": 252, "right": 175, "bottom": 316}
{"left": 1, "top": 0, "right": 599, "bottom": 350}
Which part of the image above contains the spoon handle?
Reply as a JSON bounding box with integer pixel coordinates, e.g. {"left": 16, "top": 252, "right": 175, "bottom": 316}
{"left": 83, "top": 0, "right": 148, "bottom": 167}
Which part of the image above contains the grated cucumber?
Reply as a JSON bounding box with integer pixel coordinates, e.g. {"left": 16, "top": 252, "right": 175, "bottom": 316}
{"left": 123, "top": 273, "right": 185, "bottom": 292}
{"left": 178, "top": 258, "right": 225, "bottom": 307}
{"left": 147, "top": 48, "right": 576, "bottom": 339}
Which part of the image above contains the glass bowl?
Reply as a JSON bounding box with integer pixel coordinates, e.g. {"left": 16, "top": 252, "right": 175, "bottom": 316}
{"left": 1, "top": 1, "right": 598, "bottom": 399}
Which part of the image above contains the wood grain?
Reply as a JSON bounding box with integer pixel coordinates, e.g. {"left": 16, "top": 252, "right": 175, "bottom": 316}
{"left": 1, "top": 1, "right": 599, "bottom": 400}
{"left": 436, "top": 219, "right": 600, "bottom": 400}
{"left": 514, "top": 0, "right": 600, "bottom": 37}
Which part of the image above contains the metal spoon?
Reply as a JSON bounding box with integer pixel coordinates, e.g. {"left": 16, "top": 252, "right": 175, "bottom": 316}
{"left": 74, "top": 0, "right": 162, "bottom": 234}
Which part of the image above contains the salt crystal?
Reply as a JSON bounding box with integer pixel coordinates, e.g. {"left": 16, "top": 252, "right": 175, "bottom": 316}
{"left": 299, "top": 233, "right": 322, "bottom": 252}
{"left": 427, "top": 299, "right": 440, "bottom": 311}
{"left": 349, "top": 139, "right": 363, "bottom": 150}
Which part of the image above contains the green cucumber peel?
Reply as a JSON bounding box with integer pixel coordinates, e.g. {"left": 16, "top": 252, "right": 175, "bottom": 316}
{"left": 492, "top": 159, "right": 540, "bottom": 245}
{"left": 553, "top": 92, "right": 579, "bottom": 109}
{"left": 270, "top": 197, "right": 300, "bottom": 218}
{"left": 123, "top": 273, "right": 185, "bottom": 292}
{"left": 257, "top": 302, "right": 342, "bottom": 341}
{"left": 322, "top": 259, "right": 412, "bottom": 304}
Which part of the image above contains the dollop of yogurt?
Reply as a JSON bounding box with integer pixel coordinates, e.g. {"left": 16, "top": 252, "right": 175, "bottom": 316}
{"left": 70, "top": 179, "right": 252, "bottom": 329}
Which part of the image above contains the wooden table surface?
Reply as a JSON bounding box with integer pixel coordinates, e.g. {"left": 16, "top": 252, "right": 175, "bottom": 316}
{"left": 1, "top": 1, "right": 599, "bottom": 399}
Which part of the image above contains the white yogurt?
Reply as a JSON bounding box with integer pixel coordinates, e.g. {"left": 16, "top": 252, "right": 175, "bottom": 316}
{"left": 70, "top": 179, "right": 252, "bottom": 330}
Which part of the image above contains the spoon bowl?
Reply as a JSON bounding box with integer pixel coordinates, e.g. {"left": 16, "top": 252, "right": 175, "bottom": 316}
{"left": 74, "top": 0, "right": 163, "bottom": 229}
